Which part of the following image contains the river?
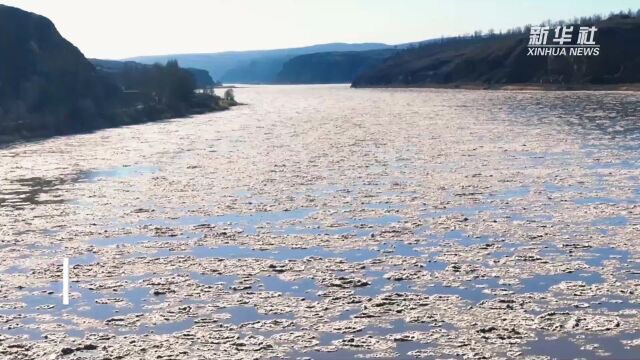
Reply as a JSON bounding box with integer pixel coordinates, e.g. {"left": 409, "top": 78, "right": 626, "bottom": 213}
{"left": 1, "top": 85, "right": 639, "bottom": 358}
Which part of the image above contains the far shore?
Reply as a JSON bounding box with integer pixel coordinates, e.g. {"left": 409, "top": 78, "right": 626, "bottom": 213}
{"left": 351, "top": 83, "right": 640, "bottom": 91}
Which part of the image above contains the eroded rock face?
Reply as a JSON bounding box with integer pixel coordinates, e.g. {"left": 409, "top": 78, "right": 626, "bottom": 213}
{"left": 1, "top": 86, "right": 640, "bottom": 358}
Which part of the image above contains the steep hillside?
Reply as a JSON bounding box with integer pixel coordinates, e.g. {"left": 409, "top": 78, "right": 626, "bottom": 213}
{"left": 0, "top": 5, "right": 231, "bottom": 144}
{"left": 353, "top": 16, "right": 640, "bottom": 88}
{"left": 276, "top": 49, "right": 396, "bottom": 84}
{"left": 127, "top": 43, "right": 392, "bottom": 83}
{"left": 0, "top": 5, "right": 120, "bottom": 142}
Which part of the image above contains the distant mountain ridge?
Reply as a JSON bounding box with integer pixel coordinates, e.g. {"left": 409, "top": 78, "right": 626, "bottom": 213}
{"left": 275, "top": 49, "right": 397, "bottom": 84}
{"left": 127, "top": 43, "right": 392, "bottom": 83}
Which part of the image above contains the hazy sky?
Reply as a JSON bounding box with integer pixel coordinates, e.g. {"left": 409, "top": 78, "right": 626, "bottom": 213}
{"left": 3, "top": 0, "right": 638, "bottom": 59}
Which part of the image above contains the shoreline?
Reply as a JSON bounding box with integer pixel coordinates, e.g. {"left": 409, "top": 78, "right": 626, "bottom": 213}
{"left": 351, "top": 83, "right": 640, "bottom": 91}
{"left": 0, "top": 101, "right": 240, "bottom": 149}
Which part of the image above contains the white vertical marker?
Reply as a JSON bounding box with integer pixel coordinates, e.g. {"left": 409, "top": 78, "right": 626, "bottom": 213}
{"left": 62, "top": 257, "right": 69, "bottom": 305}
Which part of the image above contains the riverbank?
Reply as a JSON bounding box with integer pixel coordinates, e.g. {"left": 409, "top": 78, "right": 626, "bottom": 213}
{"left": 0, "top": 98, "right": 240, "bottom": 148}
{"left": 352, "top": 16, "right": 640, "bottom": 90}
{"left": 352, "top": 82, "right": 640, "bottom": 91}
